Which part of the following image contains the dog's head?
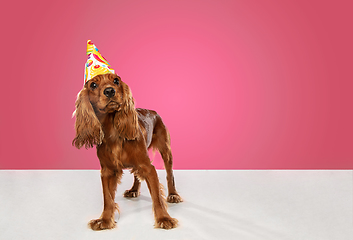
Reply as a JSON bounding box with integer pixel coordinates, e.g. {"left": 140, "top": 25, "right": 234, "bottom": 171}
{"left": 72, "top": 73, "right": 138, "bottom": 149}
{"left": 84, "top": 73, "right": 131, "bottom": 114}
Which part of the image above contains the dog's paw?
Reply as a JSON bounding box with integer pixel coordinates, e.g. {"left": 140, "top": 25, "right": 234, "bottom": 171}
{"left": 123, "top": 189, "right": 140, "bottom": 198}
{"left": 167, "top": 194, "right": 183, "bottom": 203}
{"left": 155, "top": 217, "right": 178, "bottom": 229}
{"left": 88, "top": 218, "right": 116, "bottom": 231}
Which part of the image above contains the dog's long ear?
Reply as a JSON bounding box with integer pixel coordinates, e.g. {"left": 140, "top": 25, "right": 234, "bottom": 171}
{"left": 114, "top": 82, "right": 139, "bottom": 140}
{"left": 72, "top": 88, "right": 103, "bottom": 149}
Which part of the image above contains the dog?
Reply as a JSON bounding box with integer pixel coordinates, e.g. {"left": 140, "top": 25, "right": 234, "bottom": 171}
{"left": 72, "top": 73, "right": 182, "bottom": 230}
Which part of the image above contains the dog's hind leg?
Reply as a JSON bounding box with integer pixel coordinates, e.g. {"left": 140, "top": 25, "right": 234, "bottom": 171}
{"left": 150, "top": 115, "right": 183, "bottom": 203}
{"left": 123, "top": 174, "right": 141, "bottom": 198}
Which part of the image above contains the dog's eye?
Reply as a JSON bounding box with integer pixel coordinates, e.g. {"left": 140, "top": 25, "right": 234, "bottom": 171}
{"left": 90, "top": 82, "right": 98, "bottom": 90}
{"left": 113, "top": 78, "right": 119, "bottom": 85}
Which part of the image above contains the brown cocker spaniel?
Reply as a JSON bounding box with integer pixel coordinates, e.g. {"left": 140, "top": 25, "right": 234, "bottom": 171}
{"left": 73, "top": 73, "right": 182, "bottom": 230}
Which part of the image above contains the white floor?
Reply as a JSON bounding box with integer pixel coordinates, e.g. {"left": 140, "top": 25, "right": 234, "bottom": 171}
{"left": 0, "top": 170, "right": 352, "bottom": 240}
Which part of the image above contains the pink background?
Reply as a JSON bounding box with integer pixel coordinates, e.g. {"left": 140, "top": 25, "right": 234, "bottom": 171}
{"left": 1, "top": 0, "right": 352, "bottom": 169}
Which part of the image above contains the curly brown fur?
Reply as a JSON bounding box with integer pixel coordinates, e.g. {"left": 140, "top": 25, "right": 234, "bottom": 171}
{"left": 73, "top": 73, "right": 182, "bottom": 230}
{"left": 72, "top": 89, "right": 104, "bottom": 149}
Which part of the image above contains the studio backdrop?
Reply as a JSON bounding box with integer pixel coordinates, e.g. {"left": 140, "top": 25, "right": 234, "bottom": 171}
{"left": 1, "top": 0, "right": 352, "bottom": 169}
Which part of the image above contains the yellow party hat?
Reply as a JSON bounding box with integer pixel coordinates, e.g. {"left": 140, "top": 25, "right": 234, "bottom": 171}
{"left": 84, "top": 40, "right": 115, "bottom": 82}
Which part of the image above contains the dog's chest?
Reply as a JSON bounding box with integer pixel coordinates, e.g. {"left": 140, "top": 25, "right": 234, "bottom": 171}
{"left": 97, "top": 138, "right": 124, "bottom": 168}
{"left": 98, "top": 138, "right": 139, "bottom": 169}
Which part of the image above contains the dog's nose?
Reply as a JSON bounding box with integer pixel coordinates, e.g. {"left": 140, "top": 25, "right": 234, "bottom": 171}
{"left": 103, "top": 87, "right": 115, "bottom": 98}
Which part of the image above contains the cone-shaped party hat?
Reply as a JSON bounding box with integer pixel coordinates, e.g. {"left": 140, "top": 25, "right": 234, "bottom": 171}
{"left": 84, "top": 40, "right": 115, "bottom": 82}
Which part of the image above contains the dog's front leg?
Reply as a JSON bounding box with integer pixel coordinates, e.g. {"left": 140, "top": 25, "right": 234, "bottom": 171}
{"left": 89, "top": 168, "right": 122, "bottom": 230}
{"left": 136, "top": 164, "right": 178, "bottom": 229}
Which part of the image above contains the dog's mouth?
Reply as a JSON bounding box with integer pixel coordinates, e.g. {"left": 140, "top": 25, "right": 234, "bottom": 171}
{"left": 100, "top": 101, "right": 121, "bottom": 112}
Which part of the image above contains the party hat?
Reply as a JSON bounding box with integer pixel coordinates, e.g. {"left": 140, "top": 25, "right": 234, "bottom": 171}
{"left": 84, "top": 40, "right": 115, "bottom": 82}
